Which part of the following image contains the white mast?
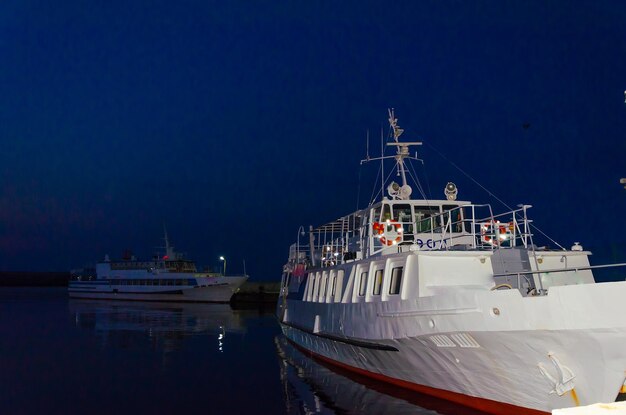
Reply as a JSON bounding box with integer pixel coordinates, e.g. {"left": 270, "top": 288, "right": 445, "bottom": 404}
{"left": 163, "top": 225, "right": 176, "bottom": 259}
{"left": 361, "top": 109, "right": 422, "bottom": 200}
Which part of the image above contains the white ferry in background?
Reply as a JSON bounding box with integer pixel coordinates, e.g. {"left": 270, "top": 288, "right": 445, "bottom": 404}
{"left": 277, "top": 110, "right": 626, "bottom": 415}
{"left": 69, "top": 232, "right": 247, "bottom": 303}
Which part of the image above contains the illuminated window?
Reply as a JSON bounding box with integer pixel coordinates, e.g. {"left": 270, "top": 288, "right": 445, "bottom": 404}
{"left": 358, "top": 272, "right": 368, "bottom": 296}
{"left": 319, "top": 272, "right": 327, "bottom": 300}
{"left": 312, "top": 273, "right": 321, "bottom": 300}
{"left": 373, "top": 269, "right": 383, "bottom": 295}
{"left": 389, "top": 267, "right": 403, "bottom": 295}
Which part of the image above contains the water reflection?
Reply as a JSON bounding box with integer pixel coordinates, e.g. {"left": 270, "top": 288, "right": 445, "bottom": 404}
{"left": 275, "top": 336, "right": 488, "bottom": 415}
{"left": 69, "top": 299, "right": 246, "bottom": 354}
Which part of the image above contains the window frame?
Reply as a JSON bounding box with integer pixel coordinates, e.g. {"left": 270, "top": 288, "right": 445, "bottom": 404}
{"left": 389, "top": 266, "right": 403, "bottom": 295}
{"left": 372, "top": 269, "right": 383, "bottom": 296}
{"left": 358, "top": 271, "right": 368, "bottom": 297}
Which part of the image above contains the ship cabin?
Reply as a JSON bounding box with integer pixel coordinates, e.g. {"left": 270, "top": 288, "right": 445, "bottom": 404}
{"left": 95, "top": 255, "right": 198, "bottom": 280}
{"left": 280, "top": 199, "right": 596, "bottom": 305}
{"left": 291, "top": 197, "right": 512, "bottom": 270}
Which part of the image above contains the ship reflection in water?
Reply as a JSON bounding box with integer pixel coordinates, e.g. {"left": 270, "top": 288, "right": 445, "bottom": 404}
{"left": 69, "top": 299, "right": 245, "bottom": 355}
{"left": 275, "top": 335, "right": 488, "bottom": 415}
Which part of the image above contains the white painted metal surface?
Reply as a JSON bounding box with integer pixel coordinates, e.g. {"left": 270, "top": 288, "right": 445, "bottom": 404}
{"left": 68, "top": 232, "right": 247, "bottom": 303}
{"left": 277, "top": 111, "right": 626, "bottom": 414}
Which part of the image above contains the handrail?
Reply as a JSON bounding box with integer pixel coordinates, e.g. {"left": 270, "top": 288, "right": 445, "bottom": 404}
{"left": 492, "top": 262, "right": 626, "bottom": 278}
{"left": 293, "top": 202, "right": 539, "bottom": 268}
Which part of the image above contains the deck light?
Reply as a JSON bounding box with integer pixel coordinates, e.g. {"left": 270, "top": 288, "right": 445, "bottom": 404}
{"left": 219, "top": 256, "right": 226, "bottom": 275}
{"left": 445, "top": 182, "right": 458, "bottom": 201}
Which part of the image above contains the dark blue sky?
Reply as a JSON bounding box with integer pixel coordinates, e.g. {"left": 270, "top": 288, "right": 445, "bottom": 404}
{"left": 1, "top": 1, "right": 625, "bottom": 278}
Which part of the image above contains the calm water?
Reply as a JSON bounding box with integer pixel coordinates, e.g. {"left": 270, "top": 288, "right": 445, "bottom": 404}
{"left": 1, "top": 288, "right": 488, "bottom": 414}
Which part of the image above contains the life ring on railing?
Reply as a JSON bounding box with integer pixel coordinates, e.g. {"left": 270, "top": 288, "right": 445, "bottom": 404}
{"left": 373, "top": 220, "right": 403, "bottom": 246}
{"left": 481, "top": 221, "right": 509, "bottom": 245}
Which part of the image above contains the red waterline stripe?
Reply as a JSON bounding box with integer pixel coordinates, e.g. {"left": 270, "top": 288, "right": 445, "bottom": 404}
{"left": 288, "top": 339, "right": 548, "bottom": 415}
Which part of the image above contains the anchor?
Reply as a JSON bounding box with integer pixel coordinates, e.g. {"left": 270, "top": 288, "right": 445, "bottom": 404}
{"left": 538, "top": 353, "right": 576, "bottom": 396}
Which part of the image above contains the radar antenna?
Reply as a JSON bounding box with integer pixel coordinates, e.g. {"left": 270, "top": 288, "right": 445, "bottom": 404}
{"left": 361, "top": 109, "right": 422, "bottom": 200}
{"left": 378, "top": 108, "right": 422, "bottom": 200}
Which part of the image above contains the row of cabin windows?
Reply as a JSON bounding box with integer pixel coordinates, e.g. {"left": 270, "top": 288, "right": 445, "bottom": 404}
{"left": 305, "top": 270, "right": 345, "bottom": 302}
{"left": 305, "top": 266, "right": 403, "bottom": 302}
{"left": 373, "top": 204, "right": 464, "bottom": 234}
{"left": 110, "top": 279, "right": 195, "bottom": 286}
{"left": 358, "top": 267, "right": 403, "bottom": 297}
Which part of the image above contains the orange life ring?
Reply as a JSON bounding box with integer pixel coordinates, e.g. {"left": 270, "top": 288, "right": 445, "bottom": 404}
{"left": 481, "top": 221, "right": 508, "bottom": 245}
{"left": 373, "top": 220, "right": 403, "bottom": 246}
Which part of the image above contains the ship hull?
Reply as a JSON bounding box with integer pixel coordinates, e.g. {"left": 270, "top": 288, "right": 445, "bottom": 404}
{"left": 69, "top": 276, "right": 248, "bottom": 303}
{"left": 279, "top": 280, "right": 626, "bottom": 414}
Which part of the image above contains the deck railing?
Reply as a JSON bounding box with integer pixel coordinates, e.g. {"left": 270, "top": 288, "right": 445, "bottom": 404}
{"left": 285, "top": 204, "right": 536, "bottom": 270}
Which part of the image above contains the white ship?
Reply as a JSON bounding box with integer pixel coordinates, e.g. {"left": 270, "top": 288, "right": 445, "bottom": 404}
{"left": 69, "top": 231, "right": 247, "bottom": 303}
{"left": 277, "top": 110, "right": 626, "bottom": 415}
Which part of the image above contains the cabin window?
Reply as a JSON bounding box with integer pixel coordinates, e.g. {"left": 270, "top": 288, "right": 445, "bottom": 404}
{"left": 394, "top": 204, "right": 414, "bottom": 241}
{"left": 305, "top": 275, "right": 312, "bottom": 301}
{"left": 373, "top": 207, "right": 381, "bottom": 223}
{"left": 443, "top": 205, "right": 464, "bottom": 232}
{"left": 389, "top": 267, "right": 403, "bottom": 295}
{"left": 394, "top": 204, "right": 412, "bottom": 222}
{"left": 313, "top": 272, "right": 321, "bottom": 300}
{"left": 308, "top": 273, "right": 318, "bottom": 301}
{"left": 358, "top": 272, "right": 368, "bottom": 296}
{"left": 414, "top": 206, "right": 440, "bottom": 233}
{"left": 319, "top": 272, "right": 328, "bottom": 301}
{"left": 175, "top": 279, "right": 183, "bottom": 286}
{"left": 372, "top": 269, "right": 383, "bottom": 295}
{"left": 332, "top": 270, "right": 343, "bottom": 297}
{"left": 303, "top": 276, "right": 310, "bottom": 300}
{"left": 307, "top": 273, "right": 316, "bottom": 301}
{"left": 382, "top": 204, "right": 391, "bottom": 221}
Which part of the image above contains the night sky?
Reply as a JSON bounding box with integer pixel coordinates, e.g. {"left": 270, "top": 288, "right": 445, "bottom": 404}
{"left": 1, "top": 1, "right": 625, "bottom": 279}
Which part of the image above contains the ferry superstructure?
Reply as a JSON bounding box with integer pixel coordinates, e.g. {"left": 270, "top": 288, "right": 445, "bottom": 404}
{"left": 276, "top": 110, "right": 626, "bottom": 414}
{"left": 69, "top": 232, "right": 247, "bottom": 303}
